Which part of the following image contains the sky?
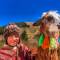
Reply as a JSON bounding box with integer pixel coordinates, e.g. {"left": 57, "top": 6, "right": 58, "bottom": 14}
{"left": 0, "top": 0, "right": 60, "bottom": 26}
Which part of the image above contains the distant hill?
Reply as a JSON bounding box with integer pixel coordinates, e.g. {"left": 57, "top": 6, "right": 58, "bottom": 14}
{"left": 33, "top": 18, "right": 43, "bottom": 26}
{"left": 0, "top": 27, "right": 4, "bottom": 34}
{"left": 15, "top": 22, "right": 30, "bottom": 27}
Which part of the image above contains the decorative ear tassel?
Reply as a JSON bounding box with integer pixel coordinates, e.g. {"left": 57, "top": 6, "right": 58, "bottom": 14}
{"left": 50, "top": 37, "right": 57, "bottom": 49}
{"left": 58, "top": 36, "right": 60, "bottom": 44}
{"left": 42, "top": 34, "right": 50, "bottom": 49}
{"left": 38, "top": 33, "right": 45, "bottom": 47}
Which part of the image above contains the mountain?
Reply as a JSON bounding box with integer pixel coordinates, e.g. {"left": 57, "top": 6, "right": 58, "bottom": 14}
{"left": 33, "top": 18, "right": 43, "bottom": 26}
{"left": 15, "top": 22, "right": 30, "bottom": 27}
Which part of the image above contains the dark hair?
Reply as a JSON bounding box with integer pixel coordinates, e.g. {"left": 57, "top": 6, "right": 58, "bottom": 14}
{"left": 4, "top": 31, "right": 20, "bottom": 46}
{"left": 3, "top": 23, "right": 20, "bottom": 46}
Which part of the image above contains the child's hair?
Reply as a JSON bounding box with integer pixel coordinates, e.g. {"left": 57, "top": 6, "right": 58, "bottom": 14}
{"left": 3, "top": 23, "right": 20, "bottom": 45}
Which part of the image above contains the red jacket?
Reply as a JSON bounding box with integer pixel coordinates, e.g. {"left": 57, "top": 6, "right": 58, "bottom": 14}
{"left": 0, "top": 44, "right": 29, "bottom": 60}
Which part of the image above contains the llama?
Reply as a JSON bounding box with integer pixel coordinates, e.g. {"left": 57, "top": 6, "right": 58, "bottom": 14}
{"left": 38, "top": 11, "right": 60, "bottom": 60}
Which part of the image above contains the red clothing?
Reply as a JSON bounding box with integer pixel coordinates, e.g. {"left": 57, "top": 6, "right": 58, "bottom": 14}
{"left": 0, "top": 44, "right": 28, "bottom": 60}
{"left": 0, "top": 46, "right": 21, "bottom": 60}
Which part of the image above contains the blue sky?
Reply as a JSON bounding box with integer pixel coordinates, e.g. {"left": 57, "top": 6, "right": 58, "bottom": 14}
{"left": 0, "top": 0, "right": 60, "bottom": 26}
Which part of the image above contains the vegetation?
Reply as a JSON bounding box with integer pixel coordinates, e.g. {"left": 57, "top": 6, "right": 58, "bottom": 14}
{"left": 34, "top": 34, "right": 40, "bottom": 40}
{"left": 0, "top": 27, "right": 4, "bottom": 35}
{"left": 0, "top": 39, "right": 6, "bottom": 48}
{"left": 21, "top": 31, "right": 28, "bottom": 41}
{"left": 16, "top": 22, "right": 30, "bottom": 27}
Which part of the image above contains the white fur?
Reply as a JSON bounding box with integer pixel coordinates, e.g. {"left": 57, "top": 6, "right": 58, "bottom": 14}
{"left": 41, "top": 11, "right": 60, "bottom": 25}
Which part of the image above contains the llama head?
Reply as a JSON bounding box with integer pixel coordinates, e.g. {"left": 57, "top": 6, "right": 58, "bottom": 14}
{"left": 41, "top": 11, "right": 60, "bottom": 25}
{"left": 40, "top": 11, "right": 60, "bottom": 33}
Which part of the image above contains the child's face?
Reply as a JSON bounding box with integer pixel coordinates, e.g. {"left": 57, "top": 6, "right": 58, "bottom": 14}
{"left": 7, "top": 35, "right": 20, "bottom": 46}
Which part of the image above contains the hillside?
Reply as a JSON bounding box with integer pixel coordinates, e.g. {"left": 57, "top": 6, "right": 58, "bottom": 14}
{"left": 0, "top": 22, "right": 40, "bottom": 48}
{"left": 16, "top": 22, "right": 30, "bottom": 27}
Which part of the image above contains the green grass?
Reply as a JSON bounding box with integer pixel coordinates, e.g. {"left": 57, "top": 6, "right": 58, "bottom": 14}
{"left": 0, "top": 40, "right": 6, "bottom": 48}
